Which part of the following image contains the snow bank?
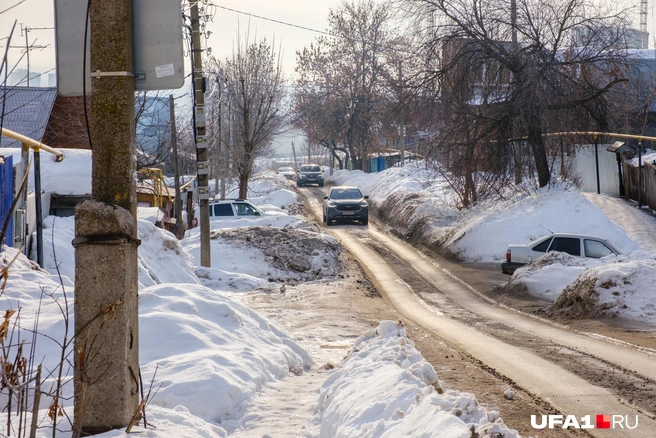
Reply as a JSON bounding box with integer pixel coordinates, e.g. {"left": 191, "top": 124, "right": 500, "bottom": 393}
{"left": 328, "top": 169, "right": 640, "bottom": 263}
{"left": 443, "top": 185, "right": 639, "bottom": 262}
{"left": 315, "top": 321, "right": 519, "bottom": 438}
{"left": 138, "top": 220, "right": 199, "bottom": 286}
{"left": 37, "top": 216, "right": 200, "bottom": 288}
{"left": 548, "top": 252, "right": 656, "bottom": 321}
{"left": 0, "top": 246, "right": 314, "bottom": 437}
{"left": 140, "top": 283, "right": 313, "bottom": 428}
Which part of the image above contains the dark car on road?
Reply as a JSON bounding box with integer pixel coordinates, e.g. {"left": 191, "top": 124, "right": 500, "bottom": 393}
{"left": 297, "top": 164, "right": 324, "bottom": 187}
{"left": 323, "top": 186, "right": 369, "bottom": 225}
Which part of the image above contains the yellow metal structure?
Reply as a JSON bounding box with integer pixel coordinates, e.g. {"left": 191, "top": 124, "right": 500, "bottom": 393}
{"left": 138, "top": 168, "right": 172, "bottom": 208}
{"left": 1, "top": 127, "right": 64, "bottom": 161}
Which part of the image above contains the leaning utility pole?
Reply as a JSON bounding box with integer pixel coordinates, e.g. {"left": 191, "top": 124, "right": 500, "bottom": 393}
{"left": 191, "top": 0, "right": 211, "bottom": 267}
{"left": 73, "top": 0, "right": 140, "bottom": 434}
{"left": 291, "top": 141, "right": 298, "bottom": 169}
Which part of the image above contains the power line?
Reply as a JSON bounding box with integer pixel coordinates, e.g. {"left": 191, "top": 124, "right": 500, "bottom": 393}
{"left": 0, "top": 0, "right": 28, "bottom": 15}
{"left": 211, "top": 3, "right": 417, "bottom": 58}
{"left": 213, "top": 4, "right": 332, "bottom": 36}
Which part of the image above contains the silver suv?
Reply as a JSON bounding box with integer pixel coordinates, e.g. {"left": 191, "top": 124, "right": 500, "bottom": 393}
{"left": 191, "top": 199, "right": 262, "bottom": 228}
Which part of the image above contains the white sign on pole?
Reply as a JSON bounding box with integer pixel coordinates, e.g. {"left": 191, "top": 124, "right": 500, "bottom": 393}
{"left": 54, "top": 0, "right": 185, "bottom": 96}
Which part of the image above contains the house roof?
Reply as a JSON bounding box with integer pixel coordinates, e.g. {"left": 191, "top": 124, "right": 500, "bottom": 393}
{"left": 0, "top": 86, "right": 58, "bottom": 147}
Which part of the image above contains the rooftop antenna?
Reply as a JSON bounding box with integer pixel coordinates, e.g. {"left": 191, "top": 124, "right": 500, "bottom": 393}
{"left": 537, "top": 223, "right": 554, "bottom": 234}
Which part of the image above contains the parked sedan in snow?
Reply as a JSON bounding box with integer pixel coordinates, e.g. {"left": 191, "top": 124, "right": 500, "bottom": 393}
{"left": 501, "top": 233, "right": 622, "bottom": 275}
{"left": 277, "top": 166, "right": 296, "bottom": 179}
{"left": 191, "top": 199, "right": 264, "bottom": 228}
{"left": 323, "top": 186, "right": 369, "bottom": 225}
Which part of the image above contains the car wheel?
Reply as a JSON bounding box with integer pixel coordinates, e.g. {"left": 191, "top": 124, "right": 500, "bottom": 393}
{"left": 323, "top": 213, "right": 327, "bottom": 224}
{"left": 319, "top": 182, "right": 324, "bottom": 187}
{"left": 297, "top": 182, "right": 302, "bottom": 187}
{"left": 361, "top": 217, "right": 368, "bottom": 225}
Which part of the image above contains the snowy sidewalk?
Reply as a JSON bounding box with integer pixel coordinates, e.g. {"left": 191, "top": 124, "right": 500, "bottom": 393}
{"left": 583, "top": 193, "right": 656, "bottom": 252}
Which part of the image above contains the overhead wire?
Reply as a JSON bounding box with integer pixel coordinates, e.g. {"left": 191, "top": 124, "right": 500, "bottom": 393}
{"left": 213, "top": 2, "right": 421, "bottom": 59}
{"left": 212, "top": 4, "right": 332, "bottom": 36}
{"left": 0, "top": 0, "right": 28, "bottom": 15}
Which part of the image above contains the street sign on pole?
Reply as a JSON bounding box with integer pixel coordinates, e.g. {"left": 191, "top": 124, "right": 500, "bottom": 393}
{"left": 55, "top": 0, "right": 185, "bottom": 96}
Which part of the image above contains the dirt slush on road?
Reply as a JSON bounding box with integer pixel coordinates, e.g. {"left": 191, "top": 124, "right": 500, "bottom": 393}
{"left": 241, "top": 185, "right": 656, "bottom": 437}
{"left": 244, "top": 248, "right": 593, "bottom": 437}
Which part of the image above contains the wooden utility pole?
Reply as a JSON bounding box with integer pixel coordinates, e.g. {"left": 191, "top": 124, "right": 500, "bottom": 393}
{"left": 170, "top": 94, "right": 184, "bottom": 239}
{"left": 73, "top": 0, "right": 140, "bottom": 433}
{"left": 191, "top": 1, "right": 211, "bottom": 267}
{"left": 219, "top": 73, "right": 226, "bottom": 200}
{"left": 398, "top": 60, "right": 405, "bottom": 167}
{"left": 214, "top": 70, "right": 223, "bottom": 196}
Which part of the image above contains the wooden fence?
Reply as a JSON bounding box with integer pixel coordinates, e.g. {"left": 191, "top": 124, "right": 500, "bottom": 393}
{"left": 623, "top": 159, "right": 656, "bottom": 210}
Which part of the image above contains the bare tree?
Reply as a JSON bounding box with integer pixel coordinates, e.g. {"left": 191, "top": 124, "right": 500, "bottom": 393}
{"left": 293, "top": 0, "right": 396, "bottom": 171}
{"left": 217, "top": 33, "right": 286, "bottom": 199}
{"left": 134, "top": 92, "right": 172, "bottom": 170}
{"left": 398, "top": 0, "right": 633, "bottom": 188}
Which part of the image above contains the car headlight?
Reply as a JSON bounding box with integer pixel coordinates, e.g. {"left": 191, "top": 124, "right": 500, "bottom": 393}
{"left": 360, "top": 201, "right": 368, "bottom": 208}
{"left": 326, "top": 201, "right": 336, "bottom": 208}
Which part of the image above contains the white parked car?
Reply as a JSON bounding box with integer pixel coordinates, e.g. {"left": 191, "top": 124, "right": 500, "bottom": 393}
{"left": 277, "top": 166, "right": 296, "bottom": 179}
{"left": 501, "top": 233, "right": 622, "bottom": 275}
{"left": 191, "top": 199, "right": 263, "bottom": 228}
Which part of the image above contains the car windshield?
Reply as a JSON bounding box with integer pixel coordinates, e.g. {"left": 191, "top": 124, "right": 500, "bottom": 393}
{"left": 279, "top": 167, "right": 294, "bottom": 172}
{"left": 330, "top": 188, "right": 363, "bottom": 200}
{"left": 234, "top": 202, "right": 260, "bottom": 216}
{"left": 300, "top": 165, "right": 321, "bottom": 172}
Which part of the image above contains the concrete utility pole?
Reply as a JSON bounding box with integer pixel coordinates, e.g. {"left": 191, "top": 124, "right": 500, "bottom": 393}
{"left": 73, "top": 0, "right": 140, "bottom": 434}
{"left": 191, "top": 1, "right": 211, "bottom": 267}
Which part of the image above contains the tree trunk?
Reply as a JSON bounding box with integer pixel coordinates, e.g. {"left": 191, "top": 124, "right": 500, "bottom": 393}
{"left": 333, "top": 148, "right": 343, "bottom": 169}
{"left": 513, "top": 141, "right": 523, "bottom": 185}
{"left": 527, "top": 122, "right": 550, "bottom": 187}
{"left": 238, "top": 169, "right": 249, "bottom": 199}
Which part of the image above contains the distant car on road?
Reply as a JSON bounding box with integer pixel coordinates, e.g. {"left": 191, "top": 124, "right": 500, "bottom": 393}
{"left": 323, "top": 186, "right": 369, "bottom": 226}
{"left": 277, "top": 166, "right": 296, "bottom": 179}
{"left": 501, "top": 233, "right": 622, "bottom": 275}
{"left": 297, "top": 164, "right": 324, "bottom": 187}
